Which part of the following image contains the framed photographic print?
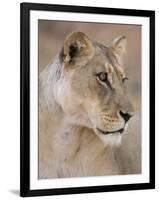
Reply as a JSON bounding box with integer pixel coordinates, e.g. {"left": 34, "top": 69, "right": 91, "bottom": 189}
{"left": 20, "top": 2, "right": 155, "bottom": 197}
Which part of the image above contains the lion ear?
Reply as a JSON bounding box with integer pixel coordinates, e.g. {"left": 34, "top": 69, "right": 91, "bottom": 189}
{"left": 63, "top": 32, "right": 94, "bottom": 65}
{"left": 109, "top": 36, "right": 127, "bottom": 61}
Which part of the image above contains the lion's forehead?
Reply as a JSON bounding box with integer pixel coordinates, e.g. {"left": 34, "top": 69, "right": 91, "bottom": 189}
{"left": 93, "top": 43, "right": 126, "bottom": 78}
{"left": 90, "top": 54, "right": 125, "bottom": 84}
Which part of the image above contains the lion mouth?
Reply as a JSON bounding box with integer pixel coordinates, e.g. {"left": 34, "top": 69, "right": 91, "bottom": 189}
{"left": 96, "top": 127, "right": 124, "bottom": 135}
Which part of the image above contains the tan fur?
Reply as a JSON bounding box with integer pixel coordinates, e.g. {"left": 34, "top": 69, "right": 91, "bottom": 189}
{"left": 39, "top": 32, "right": 134, "bottom": 178}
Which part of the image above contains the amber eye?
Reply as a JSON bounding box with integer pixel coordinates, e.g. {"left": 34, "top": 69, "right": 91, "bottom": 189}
{"left": 97, "top": 72, "right": 108, "bottom": 82}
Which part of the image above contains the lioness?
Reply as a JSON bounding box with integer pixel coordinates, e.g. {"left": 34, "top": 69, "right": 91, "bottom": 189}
{"left": 39, "top": 32, "right": 134, "bottom": 178}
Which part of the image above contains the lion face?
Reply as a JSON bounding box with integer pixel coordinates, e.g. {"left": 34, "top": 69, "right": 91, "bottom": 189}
{"left": 56, "top": 32, "right": 134, "bottom": 146}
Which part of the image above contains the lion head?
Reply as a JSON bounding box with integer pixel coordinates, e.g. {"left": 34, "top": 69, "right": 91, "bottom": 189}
{"left": 54, "top": 32, "right": 134, "bottom": 146}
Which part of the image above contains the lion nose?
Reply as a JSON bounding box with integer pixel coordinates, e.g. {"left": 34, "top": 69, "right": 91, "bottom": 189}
{"left": 119, "top": 110, "right": 132, "bottom": 123}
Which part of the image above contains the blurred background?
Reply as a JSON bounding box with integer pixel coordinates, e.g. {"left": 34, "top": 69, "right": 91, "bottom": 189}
{"left": 38, "top": 20, "right": 141, "bottom": 174}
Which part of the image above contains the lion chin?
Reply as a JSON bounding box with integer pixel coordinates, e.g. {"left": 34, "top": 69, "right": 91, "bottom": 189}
{"left": 94, "top": 123, "right": 128, "bottom": 146}
{"left": 97, "top": 132, "right": 122, "bottom": 146}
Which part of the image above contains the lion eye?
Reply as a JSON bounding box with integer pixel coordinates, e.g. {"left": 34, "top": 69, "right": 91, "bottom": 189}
{"left": 97, "top": 72, "right": 108, "bottom": 82}
{"left": 122, "top": 77, "right": 129, "bottom": 83}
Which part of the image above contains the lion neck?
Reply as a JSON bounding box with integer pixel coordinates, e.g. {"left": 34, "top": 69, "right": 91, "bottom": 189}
{"left": 39, "top": 56, "right": 82, "bottom": 146}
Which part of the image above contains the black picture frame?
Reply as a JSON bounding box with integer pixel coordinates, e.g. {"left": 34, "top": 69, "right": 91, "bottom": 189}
{"left": 20, "top": 2, "right": 155, "bottom": 197}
